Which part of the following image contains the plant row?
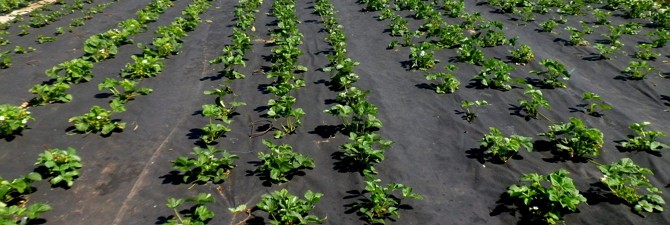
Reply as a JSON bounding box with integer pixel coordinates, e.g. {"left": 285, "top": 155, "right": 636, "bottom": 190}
{"left": 317, "top": 1, "right": 422, "bottom": 224}
{"left": 0, "top": 146, "right": 82, "bottom": 224}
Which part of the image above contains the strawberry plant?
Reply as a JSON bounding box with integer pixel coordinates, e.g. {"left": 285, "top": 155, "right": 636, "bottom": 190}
{"left": 0, "top": 173, "right": 51, "bottom": 225}
{"left": 0, "top": 104, "right": 33, "bottom": 137}
{"left": 539, "top": 117, "right": 604, "bottom": 159}
{"left": 581, "top": 92, "right": 612, "bottom": 116}
{"left": 172, "top": 145, "right": 238, "bottom": 184}
{"left": 156, "top": 24, "right": 187, "bottom": 41}
{"left": 594, "top": 42, "right": 623, "bottom": 60}
{"left": 118, "top": 19, "right": 146, "bottom": 35}
{"left": 480, "top": 127, "right": 533, "bottom": 163}
{"left": 340, "top": 132, "right": 393, "bottom": 175}
{"left": 510, "top": 44, "right": 534, "bottom": 65}
{"left": 519, "top": 84, "right": 551, "bottom": 119}
{"left": 353, "top": 176, "right": 422, "bottom": 225}
{"left": 619, "top": 122, "right": 668, "bottom": 153}
{"left": 0, "top": 51, "right": 10, "bottom": 69}
{"left": 98, "top": 78, "right": 153, "bottom": 112}
{"left": 457, "top": 41, "right": 484, "bottom": 65}
{"left": 146, "top": 36, "right": 182, "bottom": 58}
{"left": 29, "top": 82, "right": 73, "bottom": 105}
{"left": 443, "top": 0, "right": 464, "bottom": 18}
{"left": 200, "top": 121, "right": 231, "bottom": 144}
{"left": 565, "top": 26, "right": 589, "bottom": 46}
{"left": 165, "top": 193, "right": 215, "bottom": 225}
{"left": 45, "top": 58, "right": 95, "bottom": 84}
{"left": 506, "top": 169, "right": 586, "bottom": 225}
{"left": 623, "top": 60, "right": 655, "bottom": 80}
{"left": 121, "top": 55, "right": 164, "bottom": 79}
{"left": 598, "top": 158, "right": 665, "bottom": 213}
{"left": 209, "top": 45, "right": 246, "bottom": 80}
{"left": 325, "top": 100, "right": 382, "bottom": 134}
{"left": 267, "top": 96, "right": 305, "bottom": 138}
{"left": 460, "top": 100, "right": 488, "bottom": 123}
{"left": 35, "top": 147, "right": 82, "bottom": 187}
{"left": 649, "top": 28, "right": 669, "bottom": 48}
{"left": 592, "top": 9, "right": 611, "bottom": 25}
{"left": 388, "top": 15, "right": 409, "bottom": 37}
{"left": 474, "top": 23, "right": 509, "bottom": 47}
{"left": 634, "top": 43, "right": 660, "bottom": 60}
{"left": 473, "top": 58, "right": 515, "bottom": 90}
{"left": 322, "top": 58, "right": 360, "bottom": 90}
{"left": 539, "top": 19, "right": 558, "bottom": 33}
{"left": 36, "top": 35, "right": 57, "bottom": 44}
{"left": 68, "top": 106, "right": 125, "bottom": 135}
{"left": 409, "top": 42, "right": 438, "bottom": 70}
{"left": 83, "top": 35, "right": 118, "bottom": 62}
{"left": 256, "top": 140, "right": 315, "bottom": 183}
{"left": 257, "top": 189, "right": 326, "bottom": 225}
{"left": 424, "top": 65, "right": 460, "bottom": 94}
{"left": 531, "top": 59, "right": 570, "bottom": 88}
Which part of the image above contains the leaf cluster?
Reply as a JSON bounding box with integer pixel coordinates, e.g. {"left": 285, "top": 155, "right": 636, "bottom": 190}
{"left": 620, "top": 122, "right": 668, "bottom": 152}
{"left": 165, "top": 193, "right": 215, "bottom": 225}
{"left": 424, "top": 65, "right": 460, "bottom": 94}
{"left": 480, "top": 127, "right": 533, "bottom": 163}
{"left": 507, "top": 169, "right": 587, "bottom": 225}
{"left": 35, "top": 147, "right": 82, "bottom": 187}
{"left": 0, "top": 104, "right": 33, "bottom": 137}
{"left": 68, "top": 105, "right": 125, "bottom": 135}
{"left": 257, "top": 189, "right": 326, "bottom": 225}
{"left": 256, "top": 140, "right": 315, "bottom": 183}
{"left": 598, "top": 158, "right": 665, "bottom": 213}
{"left": 540, "top": 117, "right": 603, "bottom": 159}
{"left": 354, "top": 176, "right": 423, "bottom": 225}
{"left": 172, "top": 145, "right": 238, "bottom": 184}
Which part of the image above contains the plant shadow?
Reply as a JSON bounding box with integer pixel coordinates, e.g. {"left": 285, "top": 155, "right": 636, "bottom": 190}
{"left": 245, "top": 161, "right": 309, "bottom": 187}
{"left": 331, "top": 152, "right": 368, "bottom": 175}
{"left": 308, "top": 124, "right": 342, "bottom": 139}
{"left": 159, "top": 171, "right": 185, "bottom": 185}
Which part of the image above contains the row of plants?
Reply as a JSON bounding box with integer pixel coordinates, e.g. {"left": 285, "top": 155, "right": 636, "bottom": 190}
{"left": 165, "top": 1, "right": 327, "bottom": 224}
{"left": 263, "top": 0, "right": 308, "bottom": 139}
{"left": 3, "top": 0, "right": 180, "bottom": 138}
{"left": 34, "top": 1, "right": 117, "bottom": 45}
{"left": 71, "top": 0, "right": 217, "bottom": 136}
{"left": 1, "top": 146, "right": 82, "bottom": 224}
{"left": 0, "top": 0, "right": 110, "bottom": 68}
{"left": 0, "top": 0, "right": 38, "bottom": 13}
{"left": 317, "top": 1, "right": 422, "bottom": 224}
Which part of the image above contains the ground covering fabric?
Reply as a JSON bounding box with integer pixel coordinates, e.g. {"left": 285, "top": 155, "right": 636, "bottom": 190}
{"left": 0, "top": 0, "right": 669, "bottom": 224}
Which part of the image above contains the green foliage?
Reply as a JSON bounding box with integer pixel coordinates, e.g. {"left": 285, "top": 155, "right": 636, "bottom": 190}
{"left": 519, "top": 85, "right": 551, "bottom": 118}
{"left": 210, "top": 45, "right": 246, "bottom": 80}
{"left": 172, "top": 145, "right": 238, "bottom": 184}
{"left": 35, "top": 147, "right": 82, "bottom": 187}
{"left": 540, "top": 117, "right": 604, "bottom": 159}
{"left": 323, "top": 58, "right": 360, "bottom": 90}
{"left": 480, "top": 127, "right": 533, "bottom": 163}
{"left": 623, "top": 60, "right": 655, "bottom": 80}
{"left": 539, "top": 19, "right": 559, "bottom": 33}
{"left": 598, "top": 158, "right": 665, "bottom": 213}
{"left": 388, "top": 15, "right": 409, "bottom": 36}
{"left": 341, "top": 132, "right": 393, "bottom": 175}
{"left": 424, "top": 65, "right": 460, "bottom": 94}
{"left": 460, "top": 100, "right": 488, "bottom": 123}
{"left": 443, "top": 0, "right": 465, "bottom": 18}
{"left": 121, "top": 55, "right": 164, "bottom": 79}
{"left": 593, "top": 9, "right": 611, "bottom": 25}
{"left": 165, "top": 193, "right": 215, "bottom": 225}
{"left": 457, "top": 41, "right": 484, "bottom": 65}
{"left": 507, "top": 169, "right": 587, "bottom": 225}
{"left": 565, "top": 26, "right": 589, "bottom": 46}
{"left": 354, "top": 176, "right": 422, "bottom": 225}
{"left": 325, "top": 99, "right": 383, "bottom": 134}
{"left": 409, "top": 42, "right": 438, "bottom": 71}
{"left": 29, "top": 82, "right": 73, "bottom": 105}
{"left": 83, "top": 35, "right": 118, "bottom": 62}
{"left": 635, "top": 43, "right": 660, "bottom": 60}
{"left": 0, "top": 104, "right": 33, "bottom": 137}
{"left": 256, "top": 140, "right": 315, "bottom": 183}
{"left": 620, "top": 122, "right": 668, "bottom": 152}
{"left": 267, "top": 96, "right": 305, "bottom": 138}
{"left": 98, "top": 78, "right": 153, "bottom": 112}
{"left": 0, "top": 172, "right": 51, "bottom": 224}
{"left": 45, "top": 58, "right": 95, "bottom": 84}
{"left": 531, "top": 59, "right": 571, "bottom": 88}
{"left": 68, "top": 106, "right": 125, "bottom": 135}
{"left": 594, "top": 42, "right": 623, "bottom": 60}
{"left": 200, "top": 121, "right": 231, "bottom": 144}
{"left": 510, "top": 44, "right": 534, "bottom": 65}
{"left": 649, "top": 28, "right": 669, "bottom": 48}
{"left": 473, "top": 58, "right": 515, "bottom": 90}
{"left": 257, "top": 189, "right": 326, "bottom": 225}
{"left": 581, "top": 92, "right": 612, "bottom": 116}
{"left": 0, "top": 50, "right": 10, "bottom": 69}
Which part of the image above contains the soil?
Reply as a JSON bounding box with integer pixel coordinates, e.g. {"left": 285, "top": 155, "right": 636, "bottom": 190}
{"left": 0, "top": 0, "right": 669, "bottom": 225}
